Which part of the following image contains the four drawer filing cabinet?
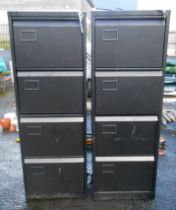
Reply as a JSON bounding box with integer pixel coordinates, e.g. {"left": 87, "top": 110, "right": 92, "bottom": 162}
{"left": 9, "top": 10, "right": 170, "bottom": 200}
{"left": 92, "top": 11, "right": 170, "bottom": 199}
{"left": 9, "top": 12, "right": 86, "bottom": 198}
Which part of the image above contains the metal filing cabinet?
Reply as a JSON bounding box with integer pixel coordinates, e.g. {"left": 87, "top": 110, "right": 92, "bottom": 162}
{"left": 9, "top": 12, "right": 86, "bottom": 199}
{"left": 92, "top": 11, "right": 170, "bottom": 199}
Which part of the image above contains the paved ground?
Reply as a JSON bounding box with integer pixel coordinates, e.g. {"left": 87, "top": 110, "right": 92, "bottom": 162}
{"left": 0, "top": 90, "right": 176, "bottom": 210}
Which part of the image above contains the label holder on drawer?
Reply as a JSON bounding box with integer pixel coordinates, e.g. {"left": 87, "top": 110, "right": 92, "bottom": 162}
{"left": 102, "top": 29, "right": 118, "bottom": 41}
{"left": 102, "top": 80, "right": 118, "bottom": 91}
{"left": 24, "top": 80, "right": 40, "bottom": 91}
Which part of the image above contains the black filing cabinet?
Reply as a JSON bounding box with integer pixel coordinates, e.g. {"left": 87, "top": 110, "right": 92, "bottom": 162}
{"left": 92, "top": 11, "right": 170, "bottom": 199}
{"left": 9, "top": 12, "right": 86, "bottom": 199}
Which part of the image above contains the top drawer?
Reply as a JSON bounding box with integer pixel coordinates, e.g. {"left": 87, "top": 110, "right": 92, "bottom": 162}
{"left": 13, "top": 20, "right": 84, "bottom": 70}
{"left": 94, "top": 18, "right": 166, "bottom": 69}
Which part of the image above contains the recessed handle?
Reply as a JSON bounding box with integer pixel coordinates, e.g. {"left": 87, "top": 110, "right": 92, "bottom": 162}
{"left": 101, "top": 163, "right": 116, "bottom": 174}
{"left": 24, "top": 80, "right": 40, "bottom": 91}
{"left": 102, "top": 29, "right": 118, "bottom": 41}
{"left": 27, "top": 125, "right": 42, "bottom": 135}
{"left": 20, "top": 30, "right": 37, "bottom": 41}
{"left": 102, "top": 124, "right": 117, "bottom": 135}
{"left": 102, "top": 80, "right": 118, "bottom": 91}
{"left": 30, "top": 166, "right": 45, "bottom": 176}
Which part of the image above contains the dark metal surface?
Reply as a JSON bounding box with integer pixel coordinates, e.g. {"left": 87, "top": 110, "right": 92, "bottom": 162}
{"left": 95, "top": 75, "right": 163, "bottom": 115}
{"left": 91, "top": 10, "right": 170, "bottom": 199}
{"left": 95, "top": 19, "right": 165, "bottom": 68}
{"left": 24, "top": 163, "right": 84, "bottom": 197}
{"left": 20, "top": 121, "right": 84, "bottom": 157}
{"left": 13, "top": 20, "right": 83, "bottom": 69}
{"left": 18, "top": 75, "right": 83, "bottom": 114}
{"left": 95, "top": 121, "right": 157, "bottom": 156}
{"left": 94, "top": 162, "right": 154, "bottom": 191}
{"left": 8, "top": 11, "right": 87, "bottom": 198}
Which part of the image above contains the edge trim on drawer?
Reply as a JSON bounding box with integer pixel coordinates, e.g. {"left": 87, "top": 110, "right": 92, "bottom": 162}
{"left": 17, "top": 71, "right": 83, "bottom": 77}
{"left": 95, "top": 116, "right": 158, "bottom": 122}
{"left": 95, "top": 156, "right": 155, "bottom": 162}
{"left": 24, "top": 157, "right": 84, "bottom": 164}
{"left": 95, "top": 71, "right": 163, "bottom": 77}
{"left": 20, "top": 117, "right": 84, "bottom": 123}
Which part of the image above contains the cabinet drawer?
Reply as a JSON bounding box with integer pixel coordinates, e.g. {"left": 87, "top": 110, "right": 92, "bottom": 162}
{"left": 20, "top": 117, "right": 84, "bottom": 157}
{"left": 95, "top": 71, "right": 163, "bottom": 115}
{"left": 95, "top": 116, "right": 158, "bottom": 156}
{"left": 94, "top": 18, "right": 165, "bottom": 68}
{"left": 18, "top": 72, "right": 83, "bottom": 114}
{"left": 24, "top": 158, "right": 84, "bottom": 197}
{"left": 94, "top": 157, "right": 154, "bottom": 192}
{"left": 13, "top": 20, "right": 83, "bottom": 69}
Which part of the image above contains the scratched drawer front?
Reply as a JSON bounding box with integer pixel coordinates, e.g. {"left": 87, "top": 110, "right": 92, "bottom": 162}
{"left": 95, "top": 120, "right": 157, "bottom": 156}
{"left": 94, "top": 161, "right": 154, "bottom": 192}
{"left": 17, "top": 72, "right": 83, "bottom": 114}
{"left": 20, "top": 118, "right": 84, "bottom": 157}
{"left": 95, "top": 73, "right": 163, "bottom": 115}
{"left": 13, "top": 20, "right": 83, "bottom": 69}
{"left": 24, "top": 161, "right": 84, "bottom": 196}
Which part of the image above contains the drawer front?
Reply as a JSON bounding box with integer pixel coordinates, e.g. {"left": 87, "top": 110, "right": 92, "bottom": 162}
{"left": 20, "top": 117, "right": 84, "bottom": 157}
{"left": 94, "top": 18, "right": 165, "bottom": 68}
{"left": 95, "top": 117, "right": 158, "bottom": 156}
{"left": 94, "top": 158, "right": 154, "bottom": 192}
{"left": 95, "top": 72, "right": 163, "bottom": 115}
{"left": 24, "top": 159, "right": 84, "bottom": 196}
{"left": 18, "top": 72, "right": 83, "bottom": 114}
{"left": 13, "top": 20, "right": 83, "bottom": 69}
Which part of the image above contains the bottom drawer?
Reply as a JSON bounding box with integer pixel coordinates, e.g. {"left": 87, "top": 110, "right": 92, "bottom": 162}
{"left": 24, "top": 158, "right": 84, "bottom": 197}
{"left": 94, "top": 157, "right": 154, "bottom": 192}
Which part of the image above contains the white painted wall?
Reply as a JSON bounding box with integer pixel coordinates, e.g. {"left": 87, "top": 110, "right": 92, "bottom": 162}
{"left": 138, "top": 0, "right": 176, "bottom": 30}
{"left": 0, "top": 11, "right": 8, "bottom": 24}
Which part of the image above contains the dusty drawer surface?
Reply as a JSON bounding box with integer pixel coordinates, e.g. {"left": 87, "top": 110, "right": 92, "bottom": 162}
{"left": 13, "top": 19, "right": 84, "bottom": 70}
{"left": 95, "top": 71, "right": 163, "bottom": 115}
{"left": 94, "top": 17, "right": 165, "bottom": 69}
{"left": 20, "top": 117, "right": 84, "bottom": 157}
{"left": 24, "top": 159, "right": 84, "bottom": 196}
{"left": 95, "top": 116, "right": 158, "bottom": 156}
{"left": 17, "top": 71, "right": 84, "bottom": 114}
{"left": 94, "top": 159, "right": 154, "bottom": 192}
